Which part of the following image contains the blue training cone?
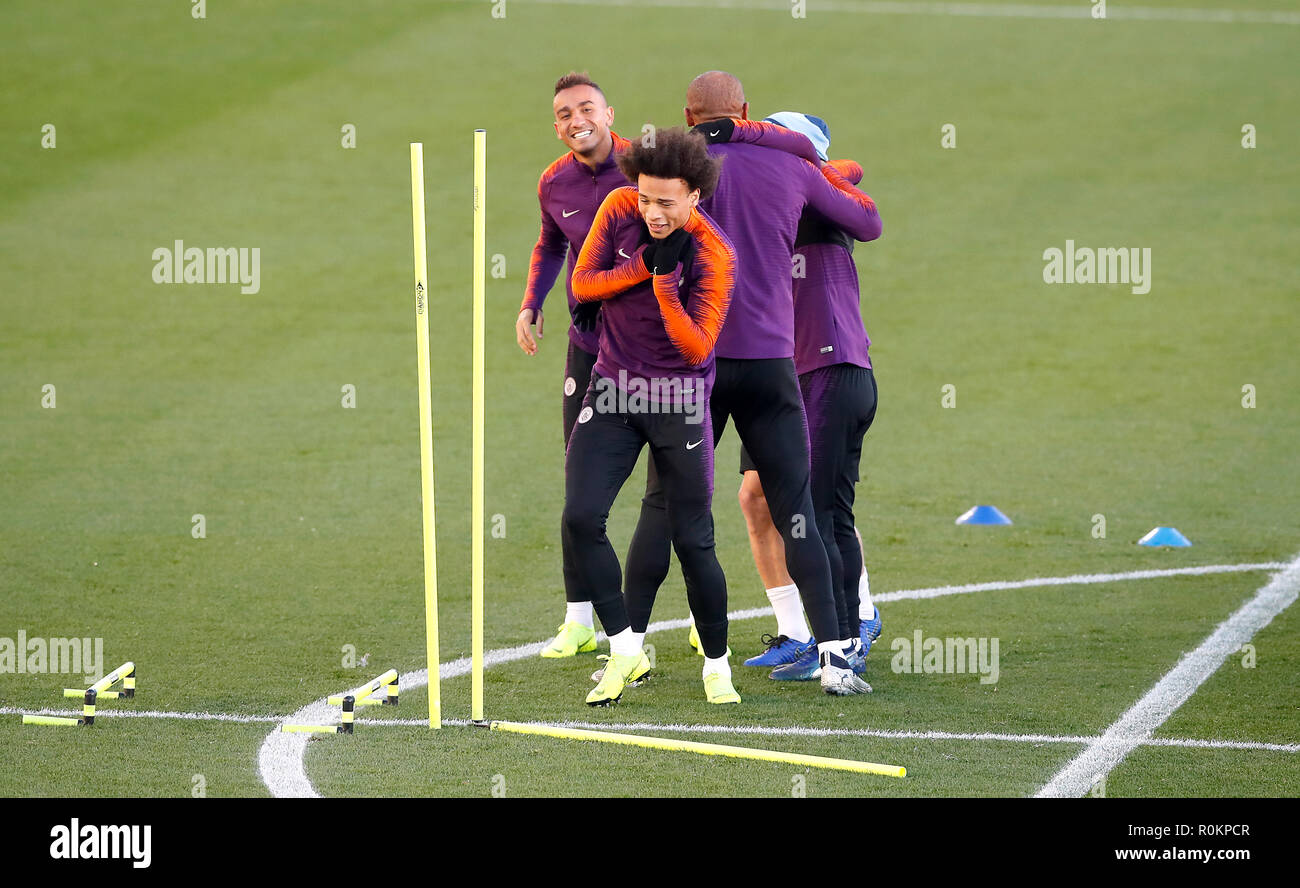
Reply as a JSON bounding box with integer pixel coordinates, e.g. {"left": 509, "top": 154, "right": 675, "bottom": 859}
{"left": 1138, "top": 527, "right": 1192, "bottom": 547}
{"left": 956, "top": 505, "right": 1012, "bottom": 526}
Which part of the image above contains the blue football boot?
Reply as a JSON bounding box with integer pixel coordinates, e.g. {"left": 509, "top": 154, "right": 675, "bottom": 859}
{"left": 743, "top": 633, "right": 816, "bottom": 667}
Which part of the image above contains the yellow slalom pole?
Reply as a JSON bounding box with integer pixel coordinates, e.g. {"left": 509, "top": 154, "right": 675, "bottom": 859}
{"left": 489, "top": 722, "right": 907, "bottom": 778}
{"left": 471, "top": 129, "right": 486, "bottom": 723}
{"left": 282, "top": 724, "right": 341, "bottom": 735}
{"left": 411, "top": 142, "right": 441, "bottom": 730}
{"left": 63, "top": 688, "right": 125, "bottom": 699}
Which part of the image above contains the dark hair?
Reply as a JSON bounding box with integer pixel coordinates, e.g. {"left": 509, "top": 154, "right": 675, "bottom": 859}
{"left": 554, "top": 71, "right": 606, "bottom": 101}
{"left": 616, "top": 128, "right": 722, "bottom": 200}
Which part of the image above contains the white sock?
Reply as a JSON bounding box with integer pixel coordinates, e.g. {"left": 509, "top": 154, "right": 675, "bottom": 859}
{"left": 817, "top": 641, "right": 845, "bottom": 661}
{"left": 766, "top": 584, "right": 811, "bottom": 642}
{"left": 565, "top": 601, "right": 594, "bottom": 628}
{"left": 859, "top": 571, "right": 873, "bottom": 622}
{"left": 631, "top": 631, "right": 645, "bottom": 651}
{"left": 609, "top": 628, "right": 640, "bottom": 658}
{"left": 703, "top": 654, "right": 731, "bottom": 680}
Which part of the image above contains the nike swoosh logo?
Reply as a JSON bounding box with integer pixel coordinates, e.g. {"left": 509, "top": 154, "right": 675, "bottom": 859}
{"left": 618, "top": 249, "right": 631, "bottom": 259}
{"left": 562, "top": 209, "right": 580, "bottom": 218}
{"left": 709, "top": 130, "right": 720, "bottom": 137}
{"left": 686, "top": 440, "right": 702, "bottom": 450}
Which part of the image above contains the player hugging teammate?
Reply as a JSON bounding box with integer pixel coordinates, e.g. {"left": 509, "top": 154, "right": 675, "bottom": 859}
{"left": 518, "top": 70, "right": 884, "bottom": 705}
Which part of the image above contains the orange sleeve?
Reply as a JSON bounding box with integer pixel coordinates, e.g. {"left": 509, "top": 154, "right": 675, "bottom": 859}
{"left": 729, "top": 119, "right": 822, "bottom": 166}
{"left": 820, "top": 161, "right": 876, "bottom": 214}
{"left": 654, "top": 212, "right": 735, "bottom": 367}
{"left": 826, "top": 158, "right": 863, "bottom": 186}
{"left": 571, "top": 187, "right": 651, "bottom": 303}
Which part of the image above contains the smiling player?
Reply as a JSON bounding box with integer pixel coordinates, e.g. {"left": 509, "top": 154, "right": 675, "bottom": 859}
{"left": 565, "top": 127, "right": 738, "bottom": 707}
{"left": 514, "top": 73, "right": 634, "bottom": 661}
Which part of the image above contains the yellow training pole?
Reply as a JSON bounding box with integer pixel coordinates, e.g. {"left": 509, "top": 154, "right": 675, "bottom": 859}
{"left": 326, "top": 668, "right": 398, "bottom": 706}
{"left": 22, "top": 715, "right": 82, "bottom": 727}
{"left": 489, "top": 722, "right": 907, "bottom": 778}
{"left": 282, "top": 724, "right": 341, "bottom": 735}
{"left": 411, "top": 142, "right": 441, "bottom": 729}
{"left": 471, "top": 129, "right": 486, "bottom": 723}
{"left": 92, "top": 661, "right": 134, "bottom": 693}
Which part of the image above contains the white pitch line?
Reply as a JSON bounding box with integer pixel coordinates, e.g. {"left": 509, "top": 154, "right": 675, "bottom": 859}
{"left": 1, "top": 706, "right": 282, "bottom": 724}
{"left": 506, "top": 0, "right": 1300, "bottom": 26}
{"left": 877, "top": 562, "right": 1288, "bottom": 604}
{"left": 9, "top": 705, "right": 1293, "bottom": 754}
{"left": 362, "top": 717, "right": 1299, "bottom": 754}
{"left": 1142, "top": 737, "right": 1300, "bottom": 754}
{"left": 1036, "top": 554, "right": 1300, "bottom": 797}
{"left": 258, "top": 560, "right": 1290, "bottom": 798}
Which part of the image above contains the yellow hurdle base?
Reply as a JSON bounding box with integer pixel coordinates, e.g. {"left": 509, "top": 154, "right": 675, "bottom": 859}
{"left": 488, "top": 721, "right": 906, "bottom": 778}
{"left": 22, "top": 715, "right": 83, "bottom": 728}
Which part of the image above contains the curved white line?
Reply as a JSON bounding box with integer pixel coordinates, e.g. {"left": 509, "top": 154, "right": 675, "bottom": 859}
{"left": 259, "top": 561, "right": 1288, "bottom": 797}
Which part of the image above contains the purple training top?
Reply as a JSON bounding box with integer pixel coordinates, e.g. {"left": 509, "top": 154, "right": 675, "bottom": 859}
{"left": 521, "top": 131, "right": 633, "bottom": 355}
{"left": 693, "top": 124, "right": 882, "bottom": 361}
{"left": 570, "top": 188, "right": 737, "bottom": 411}
{"left": 793, "top": 159, "right": 873, "bottom": 375}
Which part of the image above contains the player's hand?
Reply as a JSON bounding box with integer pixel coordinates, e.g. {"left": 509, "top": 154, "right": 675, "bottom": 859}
{"left": 572, "top": 301, "right": 601, "bottom": 333}
{"left": 516, "top": 308, "right": 543, "bottom": 355}
{"left": 647, "top": 226, "right": 690, "bottom": 275}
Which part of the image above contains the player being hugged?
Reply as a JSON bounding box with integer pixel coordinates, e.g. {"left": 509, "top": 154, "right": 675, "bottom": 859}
{"left": 565, "top": 127, "right": 739, "bottom": 707}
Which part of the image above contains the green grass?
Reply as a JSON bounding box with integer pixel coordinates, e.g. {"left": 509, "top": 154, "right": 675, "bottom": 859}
{"left": 1, "top": 0, "right": 1297, "bottom": 797}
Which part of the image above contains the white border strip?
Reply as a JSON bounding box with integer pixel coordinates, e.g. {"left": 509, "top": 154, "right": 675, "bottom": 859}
{"left": 508, "top": 0, "right": 1300, "bottom": 26}
{"left": 258, "top": 560, "right": 1288, "bottom": 798}
{"left": 1036, "top": 554, "right": 1300, "bottom": 797}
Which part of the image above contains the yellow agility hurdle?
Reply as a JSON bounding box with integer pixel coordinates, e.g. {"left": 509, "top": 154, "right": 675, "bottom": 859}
{"left": 21, "top": 662, "right": 137, "bottom": 728}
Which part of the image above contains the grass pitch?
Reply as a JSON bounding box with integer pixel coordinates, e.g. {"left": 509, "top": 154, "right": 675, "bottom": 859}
{"left": 1, "top": 0, "right": 1297, "bottom": 797}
